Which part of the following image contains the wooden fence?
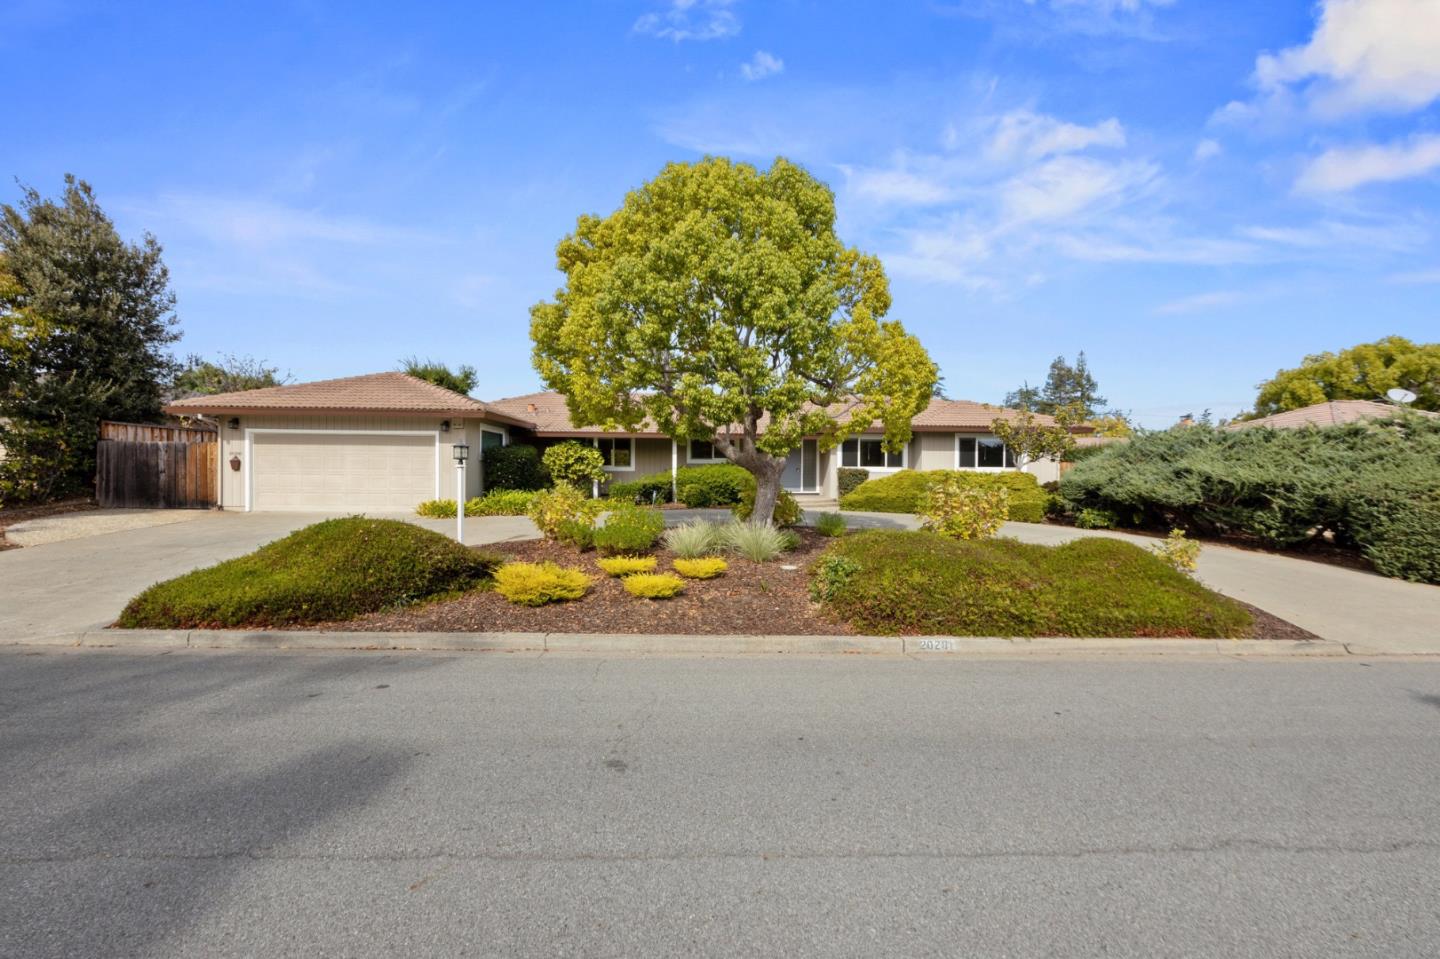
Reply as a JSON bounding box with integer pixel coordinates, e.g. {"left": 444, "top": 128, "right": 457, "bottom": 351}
{"left": 96, "top": 421, "right": 218, "bottom": 509}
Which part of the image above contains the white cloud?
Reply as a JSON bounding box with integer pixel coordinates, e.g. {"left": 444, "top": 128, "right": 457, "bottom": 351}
{"left": 739, "top": 50, "right": 783, "bottom": 82}
{"left": 999, "top": 155, "right": 1157, "bottom": 224}
{"left": 1245, "top": 0, "right": 1440, "bottom": 117}
{"left": 634, "top": 0, "right": 740, "bottom": 42}
{"left": 1295, "top": 135, "right": 1440, "bottom": 193}
{"left": 985, "top": 110, "right": 1125, "bottom": 163}
{"left": 1192, "top": 139, "right": 1222, "bottom": 162}
{"left": 1045, "top": 0, "right": 1174, "bottom": 11}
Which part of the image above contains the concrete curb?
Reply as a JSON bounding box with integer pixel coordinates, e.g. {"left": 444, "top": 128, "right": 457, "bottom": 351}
{"left": 5, "top": 629, "right": 1424, "bottom": 657}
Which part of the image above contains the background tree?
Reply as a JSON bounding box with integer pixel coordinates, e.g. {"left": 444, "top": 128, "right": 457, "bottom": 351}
{"left": 171, "top": 353, "right": 288, "bottom": 398}
{"left": 990, "top": 405, "right": 1083, "bottom": 464}
{"left": 1246, "top": 336, "right": 1440, "bottom": 417}
{"left": 399, "top": 356, "right": 479, "bottom": 396}
{"left": 1006, "top": 353, "right": 1106, "bottom": 417}
{"left": 530, "top": 156, "right": 937, "bottom": 524}
{"left": 0, "top": 176, "right": 178, "bottom": 503}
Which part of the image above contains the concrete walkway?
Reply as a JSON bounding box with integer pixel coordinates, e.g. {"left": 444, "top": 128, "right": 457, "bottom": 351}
{"left": 4, "top": 508, "right": 210, "bottom": 547}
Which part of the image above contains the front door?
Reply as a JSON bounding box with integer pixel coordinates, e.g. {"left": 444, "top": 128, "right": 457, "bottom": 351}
{"left": 782, "top": 439, "right": 818, "bottom": 493}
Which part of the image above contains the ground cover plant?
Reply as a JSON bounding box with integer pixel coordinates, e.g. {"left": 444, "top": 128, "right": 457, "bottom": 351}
{"left": 494, "top": 562, "right": 593, "bottom": 606}
{"left": 673, "top": 557, "right": 727, "bottom": 579}
{"left": 597, "top": 556, "right": 657, "bottom": 577}
{"left": 813, "top": 530, "right": 1253, "bottom": 638}
{"left": 117, "top": 518, "right": 497, "bottom": 629}
{"left": 1058, "top": 415, "right": 1440, "bottom": 583}
{"left": 840, "top": 470, "right": 1050, "bottom": 522}
{"left": 622, "top": 572, "right": 686, "bottom": 599}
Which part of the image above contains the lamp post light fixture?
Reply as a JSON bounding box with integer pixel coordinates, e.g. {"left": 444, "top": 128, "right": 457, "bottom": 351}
{"left": 451, "top": 443, "right": 469, "bottom": 542}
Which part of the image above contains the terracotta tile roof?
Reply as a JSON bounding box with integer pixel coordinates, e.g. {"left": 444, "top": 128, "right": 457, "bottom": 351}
{"left": 1223, "top": 400, "right": 1437, "bottom": 431}
{"left": 164, "top": 372, "right": 534, "bottom": 426}
{"left": 489, "top": 390, "right": 1081, "bottom": 436}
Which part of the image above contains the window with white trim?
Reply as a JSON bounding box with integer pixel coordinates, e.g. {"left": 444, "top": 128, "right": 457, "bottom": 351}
{"left": 688, "top": 439, "right": 723, "bottom": 463}
{"left": 956, "top": 435, "right": 1017, "bottom": 469}
{"left": 841, "top": 436, "right": 905, "bottom": 470}
{"left": 594, "top": 437, "right": 633, "bottom": 470}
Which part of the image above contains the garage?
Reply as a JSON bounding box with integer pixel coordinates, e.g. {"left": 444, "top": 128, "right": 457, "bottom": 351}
{"left": 249, "top": 431, "right": 437, "bottom": 512}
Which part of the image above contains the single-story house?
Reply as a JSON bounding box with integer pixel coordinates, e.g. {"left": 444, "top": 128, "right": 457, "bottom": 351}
{"left": 1223, "top": 399, "right": 1438, "bottom": 431}
{"left": 167, "top": 373, "right": 1085, "bottom": 512}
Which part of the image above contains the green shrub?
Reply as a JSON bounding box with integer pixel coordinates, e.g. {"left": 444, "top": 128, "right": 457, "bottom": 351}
{"left": 484, "top": 444, "right": 549, "bottom": 491}
{"left": 1348, "top": 484, "right": 1440, "bottom": 584}
{"left": 815, "top": 512, "right": 847, "bottom": 536}
{"left": 1150, "top": 529, "right": 1201, "bottom": 573}
{"left": 597, "top": 555, "right": 658, "bottom": 577}
{"left": 623, "top": 572, "right": 687, "bottom": 599}
{"left": 607, "top": 473, "right": 673, "bottom": 504}
{"left": 815, "top": 530, "right": 1252, "bottom": 638}
{"left": 593, "top": 503, "right": 666, "bottom": 555}
{"left": 920, "top": 476, "right": 1010, "bottom": 540}
{"left": 416, "top": 499, "right": 458, "bottom": 518}
{"left": 840, "top": 470, "right": 1048, "bottom": 522}
{"left": 733, "top": 487, "right": 803, "bottom": 526}
{"left": 663, "top": 520, "right": 722, "bottom": 558}
{"left": 528, "top": 484, "right": 599, "bottom": 540}
{"left": 541, "top": 440, "right": 607, "bottom": 488}
{"left": 1074, "top": 507, "right": 1118, "bottom": 530}
{"left": 809, "top": 554, "right": 861, "bottom": 602}
{"left": 556, "top": 519, "right": 595, "bottom": 550}
{"left": 721, "top": 522, "right": 787, "bottom": 562}
{"left": 676, "top": 464, "right": 755, "bottom": 507}
{"left": 494, "top": 562, "right": 593, "bottom": 606}
{"left": 837, "top": 467, "right": 870, "bottom": 498}
{"left": 673, "top": 557, "right": 728, "bottom": 579}
{"left": 117, "top": 518, "right": 498, "bottom": 629}
{"left": 468, "top": 489, "right": 539, "bottom": 516}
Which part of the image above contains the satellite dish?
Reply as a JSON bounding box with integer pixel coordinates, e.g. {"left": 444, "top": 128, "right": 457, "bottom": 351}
{"left": 1387, "top": 388, "right": 1417, "bottom": 405}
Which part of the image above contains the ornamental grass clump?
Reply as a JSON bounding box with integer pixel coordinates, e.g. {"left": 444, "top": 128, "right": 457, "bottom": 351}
{"left": 596, "top": 556, "right": 658, "bottom": 577}
{"left": 662, "top": 521, "right": 721, "bottom": 558}
{"left": 672, "top": 557, "right": 728, "bottom": 579}
{"left": 493, "top": 562, "right": 593, "bottom": 606}
{"left": 623, "top": 572, "right": 687, "bottom": 599}
{"left": 919, "top": 475, "right": 1009, "bottom": 541}
{"left": 721, "top": 522, "right": 787, "bottom": 562}
{"left": 814, "top": 512, "right": 847, "bottom": 537}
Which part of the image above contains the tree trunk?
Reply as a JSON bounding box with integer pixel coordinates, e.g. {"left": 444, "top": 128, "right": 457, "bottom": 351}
{"left": 743, "top": 457, "right": 787, "bottom": 526}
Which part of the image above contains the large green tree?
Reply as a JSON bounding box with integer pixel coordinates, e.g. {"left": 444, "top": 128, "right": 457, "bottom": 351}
{"left": 171, "top": 353, "right": 288, "bottom": 398}
{"left": 1006, "top": 352, "right": 1106, "bottom": 418}
{"left": 530, "top": 156, "right": 937, "bottom": 524}
{"left": 1248, "top": 336, "right": 1440, "bottom": 417}
{"left": 0, "top": 176, "right": 178, "bottom": 503}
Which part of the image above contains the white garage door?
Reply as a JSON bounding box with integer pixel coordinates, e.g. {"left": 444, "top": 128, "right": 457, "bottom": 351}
{"left": 250, "top": 432, "right": 436, "bottom": 511}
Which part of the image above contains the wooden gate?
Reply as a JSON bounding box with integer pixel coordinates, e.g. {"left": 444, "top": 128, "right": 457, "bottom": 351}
{"left": 96, "top": 421, "right": 217, "bottom": 509}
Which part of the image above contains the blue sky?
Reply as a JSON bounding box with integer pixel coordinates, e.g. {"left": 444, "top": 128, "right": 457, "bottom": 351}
{"left": 6, "top": 0, "right": 1438, "bottom": 425}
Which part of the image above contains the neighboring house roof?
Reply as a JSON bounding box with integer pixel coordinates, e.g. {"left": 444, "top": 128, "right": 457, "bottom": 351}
{"left": 164, "top": 372, "right": 535, "bottom": 427}
{"left": 489, "top": 390, "right": 1087, "bottom": 436}
{"left": 1223, "top": 400, "right": 1437, "bottom": 431}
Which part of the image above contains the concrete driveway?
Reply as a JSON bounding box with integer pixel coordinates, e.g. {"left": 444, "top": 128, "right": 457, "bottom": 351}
{"left": 0, "top": 511, "right": 539, "bottom": 642}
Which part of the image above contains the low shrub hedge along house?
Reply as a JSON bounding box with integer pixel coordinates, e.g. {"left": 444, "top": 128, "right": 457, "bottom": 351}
{"left": 1058, "top": 415, "right": 1440, "bottom": 584}
{"left": 813, "top": 529, "right": 1252, "bottom": 638}
{"left": 117, "top": 518, "right": 499, "bottom": 629}
{"left": 840, "top": 470, "right": 1051, "bottom": 522}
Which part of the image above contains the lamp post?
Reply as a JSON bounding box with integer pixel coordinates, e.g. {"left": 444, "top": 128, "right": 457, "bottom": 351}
{"left": 452, "top": 443, "right": 469, "bottom": 543}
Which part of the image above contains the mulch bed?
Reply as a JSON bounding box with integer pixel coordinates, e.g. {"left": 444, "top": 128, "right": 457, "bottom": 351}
{"left": 0, "top": 497, "right": 98, "bottom": 550}
{"left": 323, "top": 528, "right": 846, "bottom": 635}
{"left": 322, "top": 529, "right": 1315, "bottom": 640}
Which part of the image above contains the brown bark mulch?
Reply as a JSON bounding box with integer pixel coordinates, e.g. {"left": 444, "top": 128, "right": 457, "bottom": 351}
{"left": 323, "top": 529, "right": 1316, "bottom": 640}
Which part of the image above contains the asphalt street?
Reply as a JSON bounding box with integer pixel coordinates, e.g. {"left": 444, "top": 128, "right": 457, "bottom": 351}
{"left": 1, "top": 647, "right": 1437, "bottom": 957}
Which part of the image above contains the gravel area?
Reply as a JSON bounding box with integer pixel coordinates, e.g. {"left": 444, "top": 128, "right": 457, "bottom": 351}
{"left": 4, "top": 508, "right": 209, "bottom": 547}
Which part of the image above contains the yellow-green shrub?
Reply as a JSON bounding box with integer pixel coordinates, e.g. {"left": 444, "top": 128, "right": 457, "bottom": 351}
{"left": 673, "top": 557, "right": 728, "bottom": 579}
{"left": 1150, "top": 529, "right": 1201, "bottom": 573}
{"left": 919, "top": 475, "right": 1009, "bottom": 540}
{"left": 596, "top": 556, "right": 657, "bottom": 577}
{"left": 623, "top": 573, "right": 687, "bottom": 599}
{"left": 494, "top": 562, "right": 593, "bottom": 606}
